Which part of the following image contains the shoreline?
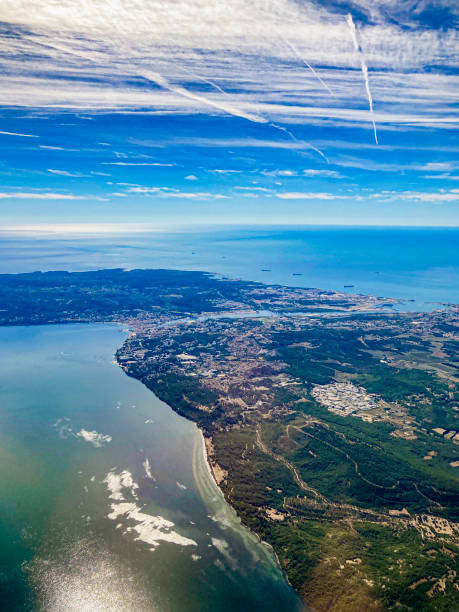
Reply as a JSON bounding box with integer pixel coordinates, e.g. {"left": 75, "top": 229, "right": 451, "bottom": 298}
{"left": 1, "top": 266, "right": 457, "bottom": 610}
{"left": 197, "top": 428, "right": 302, "bottom": 604}
{"left": 114, "top": 343, "right": 301, "bottom": 599}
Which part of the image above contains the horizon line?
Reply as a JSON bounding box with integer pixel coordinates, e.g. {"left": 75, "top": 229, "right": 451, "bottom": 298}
{"left": 0, "top": 222, "right": 458, "bottom": 236}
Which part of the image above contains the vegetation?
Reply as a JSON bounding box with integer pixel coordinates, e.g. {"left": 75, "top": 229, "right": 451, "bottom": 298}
{"left": 0, "top": 268, "right": 458, "bottom": 610}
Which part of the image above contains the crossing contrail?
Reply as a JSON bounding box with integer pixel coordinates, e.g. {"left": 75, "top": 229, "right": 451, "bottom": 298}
{"left": 29, "top": 35, "right": 329, "bottom": 161}
{"left": 139, "top": 69, "right": 268, "bottom": 124}
{"left": 26, "top": 38, "right": 266, "bottom": 124}
{"left": 346, "top": 14, "right": 378, "bottom": 144}
{"left": 159, "top": 66, "right": 329, "bottom": 162}
{"left": 141, "top": 72, "right": 328, "bottom": 162}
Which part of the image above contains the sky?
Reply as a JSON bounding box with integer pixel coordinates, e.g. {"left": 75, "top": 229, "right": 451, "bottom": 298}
{"left": 0, "top": 0, "right": 458, "bottom": 229}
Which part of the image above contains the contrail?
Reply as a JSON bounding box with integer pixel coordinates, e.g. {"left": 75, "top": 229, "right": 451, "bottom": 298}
{"left": 180, "top": 65, "right": 228, "bottom": 96}
{"left": 139, "top": 69, "right": 268, "bottom": 124}
{"left": 152, "top": 67, "right": 329, "bottom": 162}
{"left": 27, "top": 38, "right": 265, "bottom": 124}
{"left": 29, "top": 36, "right": 329, "bottom": 161}
{"left": 26, "top": 36, "right": 105, "bottom": 63}
{"left": 283, "top": 38, "right": 334, "bottom": 97}
{"left": 346, "top": 14, "right": 378, "bottom": 144}
{"left": 270, "top": 123, "right": 329, "bottom": 162}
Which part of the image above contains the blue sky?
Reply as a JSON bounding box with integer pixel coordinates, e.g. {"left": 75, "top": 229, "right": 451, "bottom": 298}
{"left": 0, "top": 0, "right": 458, "bottom": 229}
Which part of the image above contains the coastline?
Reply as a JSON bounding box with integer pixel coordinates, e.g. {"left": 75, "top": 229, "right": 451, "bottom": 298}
{"left": 197, "top": 428, "right": 302, "bottom": 602}
{"left": 115, "top": 344, "right": 298, "bottom": 589}
{"left": 202, "top": 433, "right": 228, "bottom": 486}
{"left": 1, "top": 267, "right": 457, "bottom": 611}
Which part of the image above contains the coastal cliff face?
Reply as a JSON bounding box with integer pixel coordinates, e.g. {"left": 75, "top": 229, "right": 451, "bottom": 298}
{"left": 0, "top": 269, "right": 458, "bottom": 610}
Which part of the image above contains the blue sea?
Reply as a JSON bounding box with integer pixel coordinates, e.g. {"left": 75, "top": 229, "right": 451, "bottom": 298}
{"left": 1, "top": 225, "right": 458, "bottom": 310}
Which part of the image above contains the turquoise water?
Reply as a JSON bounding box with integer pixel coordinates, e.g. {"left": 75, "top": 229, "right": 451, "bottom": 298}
{"left": 0, "top": 324, "right": 302, "bottom": 611}
{"left": 0, "top": 226, "right": 457, "bottom": 310}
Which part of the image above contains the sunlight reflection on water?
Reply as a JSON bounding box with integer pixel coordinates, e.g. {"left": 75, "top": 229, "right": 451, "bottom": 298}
{"left": 29, "top": 538, "right": 155, "bottom": 612}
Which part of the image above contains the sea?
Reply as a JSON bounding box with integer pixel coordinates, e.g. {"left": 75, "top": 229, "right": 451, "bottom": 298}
{"left": 0, "top": 324, "right": 302, "bottom": 612}
{"left": 0, "top": 225, "right": 457, "bottom": 611}
{"left": 1, "top": 225, "right": 457, "bottom": 310}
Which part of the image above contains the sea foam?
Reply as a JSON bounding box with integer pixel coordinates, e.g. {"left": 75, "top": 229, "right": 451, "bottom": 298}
{"left": 142, "top": 458, "right": 154, "bottom": 480}
{"left": 77, "top": 429, "right": 112, "bottom": 447}
{"left": 103, "top": 469, "right": 197, "bottom": 550}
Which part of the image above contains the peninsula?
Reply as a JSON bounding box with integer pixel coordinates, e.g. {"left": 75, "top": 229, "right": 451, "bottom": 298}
{"left": 0, "top": 268, "right": 457, "bottom": 611}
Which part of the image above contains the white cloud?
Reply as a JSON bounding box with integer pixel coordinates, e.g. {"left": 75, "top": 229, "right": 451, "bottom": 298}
{"left": 211, "top": 169, "right": 242, "bottom": 174}
{"left": 164, "top": 192, "right": 227, "bottom": 199}
{"left": 398, "top": 190, "right": 459, "bottom": 202}
{"left": 235, "top": 186, "right": 274, "bottom": 192}
{"left": 303, "top": 169, "right": 342, "bottom": 178}
{"left": 266, "top": 188, "right": 459, "bottom": 203}
{"left": 276, "top": 192, "right": 339, "bottom": 199}
{"left": 101, "top": 162, "right": 176, "bottom": 166}
{"left": 424, "top": 174, "right": 459, "bottom": 181}
{"left": 0, "top": 0, "right": 456, "bottom": 216}
{"left": 126, "top": 187, "right": 161, "bottom": 194}
{"left": 47, "top": 168, "right": 86, "bottom": 177}
{"left": 328, "top": 157, "right": 411, "bottom": 172}
{"left": 126, "top": 186, "right": 226, "bottom": 199}
{"left": 273, "top": 188, "right": 459, "bottom": 203}
{"left": 263, "top": 169, "right": 297, "bottom": 177}
{"left": 419, "top": 162, "right": 456, "bottom": 172}
{"left": 0, "top": 0, "right": 456, "bottom": 139}
{"left": 262, "top": 168, "right": 343, "bottom": 178}
{"left": 0, "top": 191, "right": 87, "bottom": 199}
